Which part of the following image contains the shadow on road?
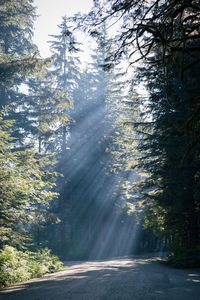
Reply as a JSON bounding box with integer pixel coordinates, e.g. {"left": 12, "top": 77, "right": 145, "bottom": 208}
{"left": 0, "top": 256, "right": 200, "bottom": 300}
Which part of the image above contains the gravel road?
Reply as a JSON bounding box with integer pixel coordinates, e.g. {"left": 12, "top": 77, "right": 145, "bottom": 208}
{"left": 0, "top": 255, "right": 200, "bottom": 300}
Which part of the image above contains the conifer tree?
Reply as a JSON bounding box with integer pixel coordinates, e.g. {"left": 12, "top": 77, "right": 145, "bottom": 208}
{"left": 58, "top": 25, "right": 136, "bottom": 258}
{"left": 48, "top": 15, "right": 81, "bottom": 152}
{"left": 83, "top": 0, "right": 200, "bottom": 262}
{"left": 0, "top": 0, "right": 52, "bottom": 145}
{"left": 45, "top": 16, "right": 81, "bottom": 253}
{"left": 0, "top": 0, "right": 59, "bottom": 250}
{"left": 22, "top": 74, "right": 73, "bottom": 153}
{"left": 0, "top": 111, "right": 58, "bottom": 248}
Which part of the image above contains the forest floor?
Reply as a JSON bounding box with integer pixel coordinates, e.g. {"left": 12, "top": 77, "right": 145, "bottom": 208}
{"left": 0, "top": 254, "right": 200, "bottom": 300}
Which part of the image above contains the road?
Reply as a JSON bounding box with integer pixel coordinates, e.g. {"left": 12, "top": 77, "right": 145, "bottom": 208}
{"left": 0, "top": 255, "right": 200, "bottom": 300}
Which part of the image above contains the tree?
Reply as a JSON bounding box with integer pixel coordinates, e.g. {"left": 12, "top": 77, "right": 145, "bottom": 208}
{"left": 0, "top": 0, "right": 62, "bottom": 251}
{"left": 0, "top": 0, "right": 53, "bottom": 147}
{"left": 20, "top": 74, "right": 73, "bottom": 153}
{"left": 81, "top": 1, "right": 200, "bottom": 71}
{"left": 44, "top": 16, "right": 81, "bottom": 253}
{"left": 56, "top": 24, "right": 141, "bottom": 259}
{"left": 0, "top": 111, "right": 58, "bottom": 248}
{"left": 79, "top": 0, "right": 200, "bottom": 263}
{"left": 136, "top": 49, "right": 200, "bottom": 256}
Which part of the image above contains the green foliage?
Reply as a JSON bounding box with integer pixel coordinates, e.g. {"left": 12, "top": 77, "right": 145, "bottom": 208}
{"left": 168, "top": 247, "right": 200, "bottom": 268}
{"left": 0, "top": 1, "right": 72, "bottom": 259}
{"left": 48, "top": 16, "right": 81, "bottom": 95}
{"left": 84, "top": 0, "right": 200, "bottom": 258}
{"left": 143, "top": 204, "right": 166, "bottom": 239}
{"left": 0, "top": 0, "right": 52, "bottom": 108}
{"left": 0, "top": 112, "right": 58, "bottom": 247}
{"left": 0, "top": 0, "right": 54, "bottom": 152}
{"left": 136, "top": 50, "right": 200, "bottom": 252}
{"left": 0, "top": 245, "right": 64, "bottom": 288}
{"left": 24, "top": 75, "right": 74, "bottom": 153}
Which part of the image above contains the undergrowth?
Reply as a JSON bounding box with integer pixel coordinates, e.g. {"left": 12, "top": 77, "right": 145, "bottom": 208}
{"left": 0, "top": 245, "right": 64, "bottom": 288}
{"left": 167, "top": 247, "right": 200, "bottom": 268}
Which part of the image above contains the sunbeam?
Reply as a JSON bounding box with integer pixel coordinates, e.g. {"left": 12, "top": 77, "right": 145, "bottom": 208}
{"left": 55, "top": 88, "right": 143, "bottom": 259}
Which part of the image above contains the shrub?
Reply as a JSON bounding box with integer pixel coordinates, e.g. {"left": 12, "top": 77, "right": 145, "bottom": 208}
{"left": 167, "top": 247, "right": 200, "bottom": 268}
{"left": 0, "top": 246, "right": 64, "bottom": 288}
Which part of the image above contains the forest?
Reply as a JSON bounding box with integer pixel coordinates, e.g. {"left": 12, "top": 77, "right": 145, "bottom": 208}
{"left": 0, "top": 0, "right": 200, "bottom": 288}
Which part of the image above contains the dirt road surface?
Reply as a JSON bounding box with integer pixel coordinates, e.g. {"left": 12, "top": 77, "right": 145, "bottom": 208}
{"left": 0, "top": 255, "right": 200, "bottom": 300}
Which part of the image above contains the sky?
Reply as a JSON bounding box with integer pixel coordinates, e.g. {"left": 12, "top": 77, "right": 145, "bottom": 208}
{"left": 33, "top": 0, "right": 93, "bottom": 58}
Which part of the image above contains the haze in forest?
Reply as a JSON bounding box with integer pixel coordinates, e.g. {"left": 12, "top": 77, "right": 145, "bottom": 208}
{"left": 0, "top": 0, "right": 200, "bottom": 290}
{"left": 33, "top": 0, "right": 93, "bottom": 58}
